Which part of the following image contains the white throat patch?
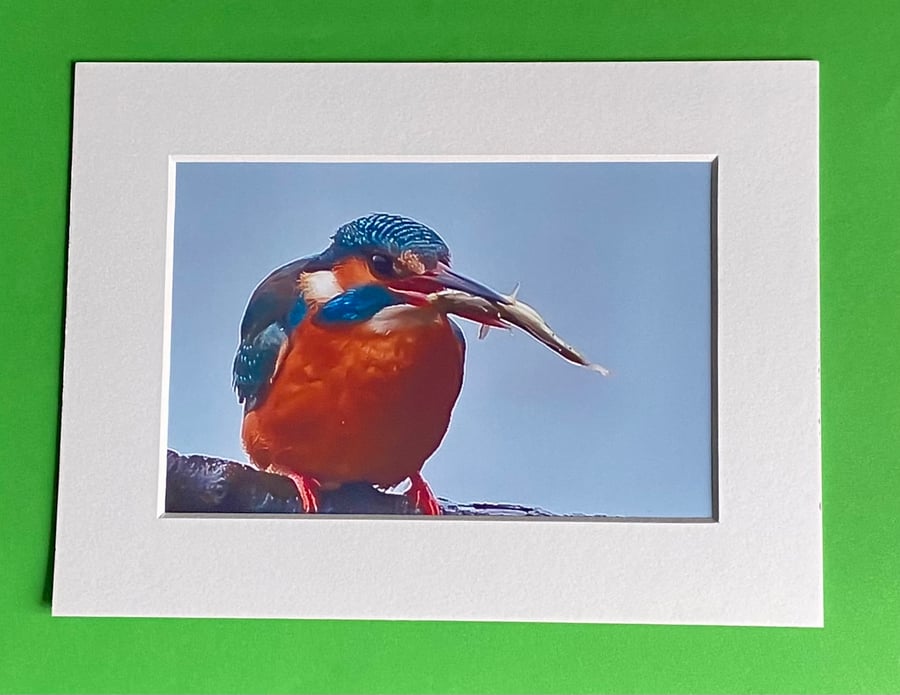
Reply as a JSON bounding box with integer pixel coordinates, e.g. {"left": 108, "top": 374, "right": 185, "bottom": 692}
{"left": 367, "top": 305, "right": 440, "bottom": 334}
{"left": 299, "top": 270, "right": 343, "bottom": 305}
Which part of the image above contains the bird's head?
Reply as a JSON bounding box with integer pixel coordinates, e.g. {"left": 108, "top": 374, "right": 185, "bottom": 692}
{"left": 306, "top": 214, "right": 507, "bottom": 322}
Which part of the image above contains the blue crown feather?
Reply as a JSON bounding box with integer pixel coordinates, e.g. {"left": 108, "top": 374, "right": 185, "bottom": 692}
{"left": 331, "top": 213, "right": 451, "bottom": 265}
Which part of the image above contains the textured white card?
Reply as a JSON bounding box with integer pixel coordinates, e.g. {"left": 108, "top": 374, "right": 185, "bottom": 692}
{"left": 54, "top": 62, "right": 820, "bottom": 625}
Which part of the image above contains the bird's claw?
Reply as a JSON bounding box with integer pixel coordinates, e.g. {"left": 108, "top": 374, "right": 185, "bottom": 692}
{"left": 295, "top": 476, "right": 321, "bottom": 513}
{"left": 269, "top": 466, "right": 321, "bottom": 513}
{"left": 406, "top": 472, "right": 441, "bottom": 515}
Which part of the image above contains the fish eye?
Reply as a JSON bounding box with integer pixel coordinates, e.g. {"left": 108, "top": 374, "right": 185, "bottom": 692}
{"left": 370, "top": 253, "right": 395, "bottom": 277}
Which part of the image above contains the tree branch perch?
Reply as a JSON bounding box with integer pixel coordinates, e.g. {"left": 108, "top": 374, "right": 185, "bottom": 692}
{"left": 165, "top": 450, "right": 565, "bottom": 516}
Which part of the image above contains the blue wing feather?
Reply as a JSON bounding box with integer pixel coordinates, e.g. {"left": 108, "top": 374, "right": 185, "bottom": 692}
{"left": 233, "top": 255, "right": 327, "bottom": 412}
{"left": 232, "top": 323, "right": 289, "bottom": 411}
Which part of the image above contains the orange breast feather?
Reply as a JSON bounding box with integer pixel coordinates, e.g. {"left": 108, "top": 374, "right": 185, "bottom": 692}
{"left": 242, "top": 310, "right": 464, "bottom": 487}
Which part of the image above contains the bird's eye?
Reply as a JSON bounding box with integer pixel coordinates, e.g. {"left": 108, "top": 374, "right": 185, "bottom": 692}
{"left": 370, "top": 253, "right": 395, "bottom": 277}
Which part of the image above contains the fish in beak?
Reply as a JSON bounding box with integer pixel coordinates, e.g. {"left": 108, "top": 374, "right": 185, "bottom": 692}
{"left": 388, "top": 262, "right": 510, "bottom": 327}
{"left": 426, "top": 286, "right": 610, "bottom": 376}
{"left": 389, "top": 262, "right": 609, "bottom": 375}
{"left": 389, "top": 262, "right": 509, "bottom": 304}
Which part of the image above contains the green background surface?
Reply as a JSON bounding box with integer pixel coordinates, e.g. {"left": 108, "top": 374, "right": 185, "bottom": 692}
{"left": 1, "top": 1, "right": 897, "bottom": 692}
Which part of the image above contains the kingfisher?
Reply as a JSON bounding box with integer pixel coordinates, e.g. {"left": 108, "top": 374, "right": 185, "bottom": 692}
{"left": 232, "top": 213, "right": 508, "bottom": 515}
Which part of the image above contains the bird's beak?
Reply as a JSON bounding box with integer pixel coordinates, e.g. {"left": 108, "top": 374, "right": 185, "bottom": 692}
{"left": 388, "top": 262, "right": 510, "bottom": 305}
{"left": 429, "top": 264, "right": 511, "bottom": 304}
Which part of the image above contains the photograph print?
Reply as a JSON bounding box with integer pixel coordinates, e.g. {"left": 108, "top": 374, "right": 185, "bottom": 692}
{"left": 164, "top": 159, "right": 715, "bottom": 518}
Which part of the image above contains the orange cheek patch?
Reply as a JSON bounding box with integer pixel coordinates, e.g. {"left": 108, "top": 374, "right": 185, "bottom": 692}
{"left": 398, "top": 250, "right": 426, "bottom": 275}
{"left": 333, "top": 257, "right": 379, "bottom": 288}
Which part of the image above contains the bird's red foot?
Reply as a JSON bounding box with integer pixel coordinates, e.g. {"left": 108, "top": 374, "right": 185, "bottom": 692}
{"left": 269, "top": 466, "right": 321, "bottom": 513}
{"left": 406, "top": 472, "right": 441, "bottom": 515}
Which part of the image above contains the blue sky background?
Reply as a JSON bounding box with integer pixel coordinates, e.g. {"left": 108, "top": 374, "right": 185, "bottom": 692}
{"left": 168, "top": 161, "right": 712, "bottom": 517}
